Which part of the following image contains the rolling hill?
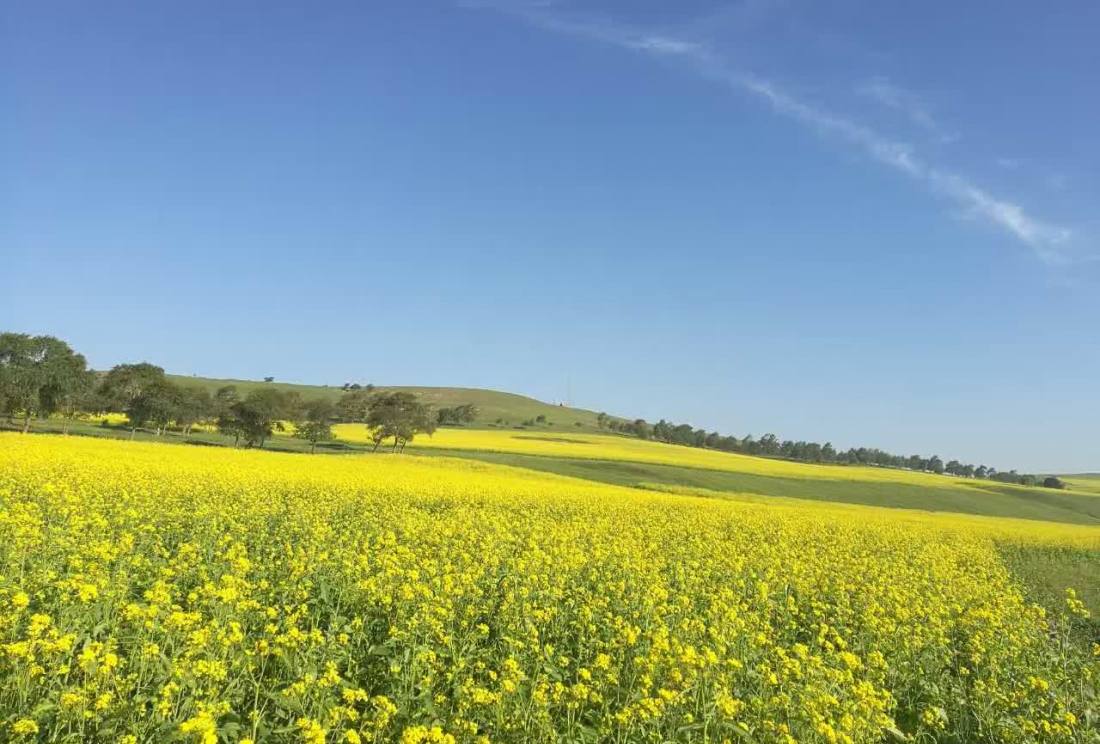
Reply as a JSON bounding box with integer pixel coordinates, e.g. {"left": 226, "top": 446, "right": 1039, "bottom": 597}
{"left": 19, "top": 373, "right": 1095, "bottom": 528}
{"left": 1061, "top": 474, "right": 1100, "bottom": 496}
{"left": 166, "top": 374, "right": 615, "bottom": 430}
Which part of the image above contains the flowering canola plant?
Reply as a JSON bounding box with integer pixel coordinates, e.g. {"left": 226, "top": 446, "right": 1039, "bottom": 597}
{"left": 329, "top": 426, "right": 1034, "bottom": 491}
{"left": 0, "top": 434, "right": 1097, "bottom": 743}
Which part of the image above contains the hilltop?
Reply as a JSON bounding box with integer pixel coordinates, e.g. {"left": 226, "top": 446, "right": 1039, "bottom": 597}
{"left": 165, "top": 374, "right": 614, "bottom": 431}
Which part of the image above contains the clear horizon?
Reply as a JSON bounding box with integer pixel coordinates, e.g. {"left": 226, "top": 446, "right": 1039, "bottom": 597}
{"left": 4, "top": 1, "right": 1098, "bottom": 472}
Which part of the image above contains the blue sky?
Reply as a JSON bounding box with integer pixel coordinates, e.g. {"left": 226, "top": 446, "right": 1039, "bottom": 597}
{"left": 3, "top": 1, "right": 1098, "bottom": 472}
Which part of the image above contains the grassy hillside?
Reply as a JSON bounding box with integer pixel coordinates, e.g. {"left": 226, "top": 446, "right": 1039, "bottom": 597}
{"left": 12, "top": 375, "right": 1097, "bottom": 529}
{"left": 349, "top": 428, "right": 1100, "bottom": 526}
{"left": 166, "top": 374, "right": 612, "bottom": 429}
{"left": 1062, "top": 473, "right": 1100, "bottom": 496}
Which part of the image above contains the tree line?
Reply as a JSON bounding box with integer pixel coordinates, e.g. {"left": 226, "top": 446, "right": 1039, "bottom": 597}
{"left": 593, "top": 413, "right": 1065, "bottom": 489}
{"left": 0, "top": 331, "right": 1066, "bottom": 486}
{"left": 0, "top": 333, "right": 444, "bottom": 453}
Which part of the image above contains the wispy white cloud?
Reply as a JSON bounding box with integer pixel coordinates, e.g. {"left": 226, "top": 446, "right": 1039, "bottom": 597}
{"left": 468, "top": 2, "right": 1083, "bottom": 265}
{"left": 858, "top": 76, "right": 956, "bottom": 142}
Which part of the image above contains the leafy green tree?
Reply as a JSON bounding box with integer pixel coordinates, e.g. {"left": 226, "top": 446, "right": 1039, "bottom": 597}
{"left": 99, "top": 363, "right": 168, "bottom": 438}
{"left": 230, "top": 389, "right": 299, "bottom": 448}
{"left": 337, "top": 388, "right": 375, "bottom": 422}
{"left": 175, "top": 386, "right": 212, "bottom": 436}
{"left": 437, "top": 404, "right": 479, "bottom": 426}
{"left": 0, "top": 333, "right": 39, "bottom": 430}
{"left": 596, "top": 412, "right": 610, "bottom": 429}
{"left": 56, "top": 369, "right": 99, "bottom": 434}
{"left": 758, "top": 433, "right": 780, "bottom": 456}
{"left": 294, "top": 399, "right": 336, "bottom": 453}
{"left": 126, "top": 379, "right": 183, "bottom": 435}
{"left": 366, "top": 392, "right": 435, "bottom": 452}
{"left": 652, "top": 420, "right": 672, "bottom": 442}
{"left": 0, "top": 333, "right": 89, "bottom": 432}
{"left": 213, "top": 385, "right": 239, "bottom": 415}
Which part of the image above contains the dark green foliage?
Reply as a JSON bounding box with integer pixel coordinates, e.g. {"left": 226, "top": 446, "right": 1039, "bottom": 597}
{"left": 0, "top": 333, "right": 89, "bottom": 433}
{"left": 218, "top": 388, "right": 299, "bottom": 448}
{"left": 99, "top": 362, "right": 169, "bottom": 438}
{"left": 336, "top": 388, "right": 375, "bottom": 422}
{"left": 366, "top": 392, "right": 435, "bottom": 452}
{"left": 294, "top": 398, "right": 337, "bottom": 453}
{"left": 175, "top": 386, "right": 213, "bottom": 436}
{"left": 437, "top": 404, "right": 479, "bottom": 426}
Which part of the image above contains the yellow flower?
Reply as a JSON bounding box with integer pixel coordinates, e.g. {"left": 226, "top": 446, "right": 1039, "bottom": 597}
{"left": 296, "top": 717, "right": 326, "bottom": 744}
{"left": 11, "top": 719, "right": 39, "bottom": 736}
{"left": 180, "top": 711, "right": 218, "bottom": 744}
{"left": 2, "top": 431, "right": 1099, "bottom": 744}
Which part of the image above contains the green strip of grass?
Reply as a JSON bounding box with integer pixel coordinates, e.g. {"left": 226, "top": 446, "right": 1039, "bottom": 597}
{"left": 412, "top": 448, "right": 1100, "bottom": 526}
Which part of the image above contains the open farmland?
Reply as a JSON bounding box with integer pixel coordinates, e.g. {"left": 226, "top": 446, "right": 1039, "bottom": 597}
{"left": 1061, "top": 475, "right": 1100, "bottom": 497}
{"left": 165, "top": 376, "right": 612, "bottom": 431}
{"left": 332, "top": 427, "right": 1100, "bottom": 527}
{"left": 1, "top": 434, "right": 1098, "bottom": 743}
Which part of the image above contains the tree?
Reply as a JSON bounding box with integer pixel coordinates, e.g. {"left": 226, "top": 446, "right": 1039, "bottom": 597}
{"left": 652, "top": 420, "right": 672, "bottom": 443}
{"left": 671, "top": 424, "right": 694, "bottom": 445}
{"left": 337, "top": 388, "right": 375, "bottom": 422}
{"left": 1042, "top": 476, "right": 1066, "bottom": 490}
{"left": 124, "top": 379, "right": 184, "bottom": 435}
{"left": 366, "top": 392, "right": 435, "bottom": 452}
{"left": 596, "top": 412, "right": 610, "bottom": 429}
{"left": 213, "top": 385, "right": 239, "bottom": 414}
{"left": 56, "top": 369, "right": 99, "bottom": 434}
{"left": 229, "top": 389, "right": 299, "bottom": 448}
{"left": 175, "top": 386, "right": 212, "bottom": 436}
{"left": 35, "top": 336, "right": 90, "bottom": 428}
{"left": 99, "top": 363, "right": 168, "bottom": 438}
{"left": 438, "top": 404, "right": 479, "bottom": 426}
{"left": 0, "top": 333, "right": 39, "bottom": 430}
{"left": 0, "top": 333, "right": 89, "bottom": 433}
{"left": 928, "top": 455, "right": 945, "bottom": 475}
{"left": 214, "top": 386, "right": 245, "bottom": 446}
{"left": 758, "top": 434, "right": 780, "bottom": 456}
{"left": 294, "top": 399, "right": 336, "bottom": 453}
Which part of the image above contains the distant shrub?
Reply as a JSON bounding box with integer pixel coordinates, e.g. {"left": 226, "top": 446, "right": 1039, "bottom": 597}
{"left": 1042, "top": 477, "right": 1066, "bottom": 490}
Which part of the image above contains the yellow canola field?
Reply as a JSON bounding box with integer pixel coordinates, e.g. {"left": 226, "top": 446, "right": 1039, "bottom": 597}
{"left": 334, "top": 426, "right": 1025, "bottom": 491}
{"left": 0, "top": 434, "right": 1097, "bottom": 744}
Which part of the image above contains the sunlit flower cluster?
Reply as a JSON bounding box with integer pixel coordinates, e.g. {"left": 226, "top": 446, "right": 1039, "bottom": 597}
{"left": 1, "top": 434, "right": 1096, "bottom": 742}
